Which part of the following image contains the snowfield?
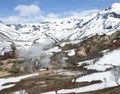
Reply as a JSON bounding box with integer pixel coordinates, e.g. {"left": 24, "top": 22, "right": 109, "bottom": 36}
{"left": 0, "top": 73, "right": 39, "bottom": 91}
{"left": 84, "top": 49, "right": 120, "bottom": 71}
{"left": 0, "top": 2, "right": 120, "bottom": 94}
{"left": 43, "top": 71, "right": 119, "bottom": 94}
{"left": 0, "top": 3, "right": 120, "bottom": 55}
{"left": 43, "top": 48, "right": 120, "bottom": 94}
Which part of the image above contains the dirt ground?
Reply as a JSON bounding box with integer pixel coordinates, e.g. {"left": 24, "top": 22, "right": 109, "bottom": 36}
{"left": 0, "top": 59, "right": 120, "bottom": 94}
{"left": 0, "top": 69, "right": 102, "bottom": 94}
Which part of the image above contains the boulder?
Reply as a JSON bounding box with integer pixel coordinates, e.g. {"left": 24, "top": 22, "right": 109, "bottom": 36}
{"left": 77, "top": 47, "right": 87, "bottom": 57}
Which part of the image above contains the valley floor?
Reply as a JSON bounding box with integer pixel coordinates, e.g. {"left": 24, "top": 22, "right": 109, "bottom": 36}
{"left": 0, "top": 67, "right": 119, "bottom": 94}
{"left": 0, "top": 47, "right": 120, "bottom": 94}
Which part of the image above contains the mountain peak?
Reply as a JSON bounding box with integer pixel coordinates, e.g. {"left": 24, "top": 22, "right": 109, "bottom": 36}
{"left": 108, "top": 3, "right": 120, "bottom": 14}
{"left": 111, "top": 3, "right": 120, "bottom": 7}
{"left": 111, "top": 3, "right": 120, "bottom": 8}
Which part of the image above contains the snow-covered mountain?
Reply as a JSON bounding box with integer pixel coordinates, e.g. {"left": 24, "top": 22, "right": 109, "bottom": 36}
{"left": 0, "top": 22, "right": 20, "bottom": 55}
{"left": 1, "top": 3, "right": 120, "bottom": 56}
{"left": 1, "top": 3, "right": 120, "bottom": 94}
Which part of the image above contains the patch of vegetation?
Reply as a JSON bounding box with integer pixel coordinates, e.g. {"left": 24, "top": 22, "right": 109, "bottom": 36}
{"left": 9, "top": 67, "right": 20, "bottom": 73}
{"left": 8, "top": 60, "right": 24, "bottom": 64}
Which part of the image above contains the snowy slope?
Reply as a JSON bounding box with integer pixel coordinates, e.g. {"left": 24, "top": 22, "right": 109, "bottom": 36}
{"left": 10, "top": 3, "right": 120, "bottom": 42}
{"left": 0, "top": 22, "right": 33, "bottom": 55}
{"left": 84, "top": 49, "right": 120, "bottom": 71}
{"left": 43, "top": 48, "right": 120, "bottom": 94}
{"left": 43, "top": 71, "right": 118, "bottom": 94}
{"left": 0, "top": 22, "right": 20, "bottom": 41}
{"left": 69, "top": 3, "right": 120, "bottom": 40}
{"left": 1, "top": 3, "right": 120, "bottom": 55}
{"left": 0, "top": 22, "right": 21, "bottom": 55}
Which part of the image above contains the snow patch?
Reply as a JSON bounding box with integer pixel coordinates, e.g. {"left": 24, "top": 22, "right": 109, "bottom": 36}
{"left": 79, "top": 49, "right": 120, "bottom": 71}
{"left": 45, "top": 46, "right": 61, "bottom": 53}
{"left": 43, "top": 71, "right": 119, "bottom": 94}
{"left": 0, "top": 73, "right": 39, "bottom": 91}
{"left": 68, "top": 49, "right": 75, "bottom": 56}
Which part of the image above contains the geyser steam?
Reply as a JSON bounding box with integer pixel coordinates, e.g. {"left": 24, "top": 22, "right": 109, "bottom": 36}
{"left": 18, "top": 44, "right": 51, "bottom": 72}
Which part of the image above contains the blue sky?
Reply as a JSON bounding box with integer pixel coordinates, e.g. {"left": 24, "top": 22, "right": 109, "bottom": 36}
{"left": 0, "top": 0, "right": 120, "bottom": 23}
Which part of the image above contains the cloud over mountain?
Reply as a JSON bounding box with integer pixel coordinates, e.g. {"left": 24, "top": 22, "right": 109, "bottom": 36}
{"left": 14, "top": 4, "right": 42, "bottom": 17}
{"left": 0, "top": 4, "right": 100, "bottom": 24}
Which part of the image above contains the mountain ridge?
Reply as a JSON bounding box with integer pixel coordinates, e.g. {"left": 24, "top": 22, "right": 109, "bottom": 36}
{"left": 0, "top": 3, "right": 120, "bottom": 56}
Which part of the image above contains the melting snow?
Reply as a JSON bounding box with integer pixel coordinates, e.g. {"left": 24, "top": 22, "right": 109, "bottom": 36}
{"left": 43, "top": 71, "right": 119, "bottom": 94}
{"left": 67, "top": 49, "right": 75, "bottom": 56}
{"left": 86, "top": 49, "right": 120, "bottom": 71}
{"left": 79, "top": 49, "right": 120, "bottom": 71}
{"left": 43, "top": 49, "right": 120, "bottom": 94}
{"left": 0, "top": 73, "right": 39, "bottom": 91}
{"left": 45, "top": 46, "right": 61, "bottom": 53}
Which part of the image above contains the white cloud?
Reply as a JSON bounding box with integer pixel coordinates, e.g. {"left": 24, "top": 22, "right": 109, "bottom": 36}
{"left": 0, "top": 4, "right": 100, "bottom": 24}
{"left": 14, "top": 4, "right": 42, "bottom": 17}
{"left": 46, "top": 13, "right": 60, "bottom": 19}
{"left": 77, "top": 9, "right": 100, "bottom": 16}
{"left": 3, "top": 16, "right": 21, "bottom": 23}
{"left": 62, "top": 9, "right": 100, "bottom": 17}
{"left": 0, "top": 4, "right": 44, "bottom": 23}
{"left": 1, "top": 16, "right": 45, "bottom": 24}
